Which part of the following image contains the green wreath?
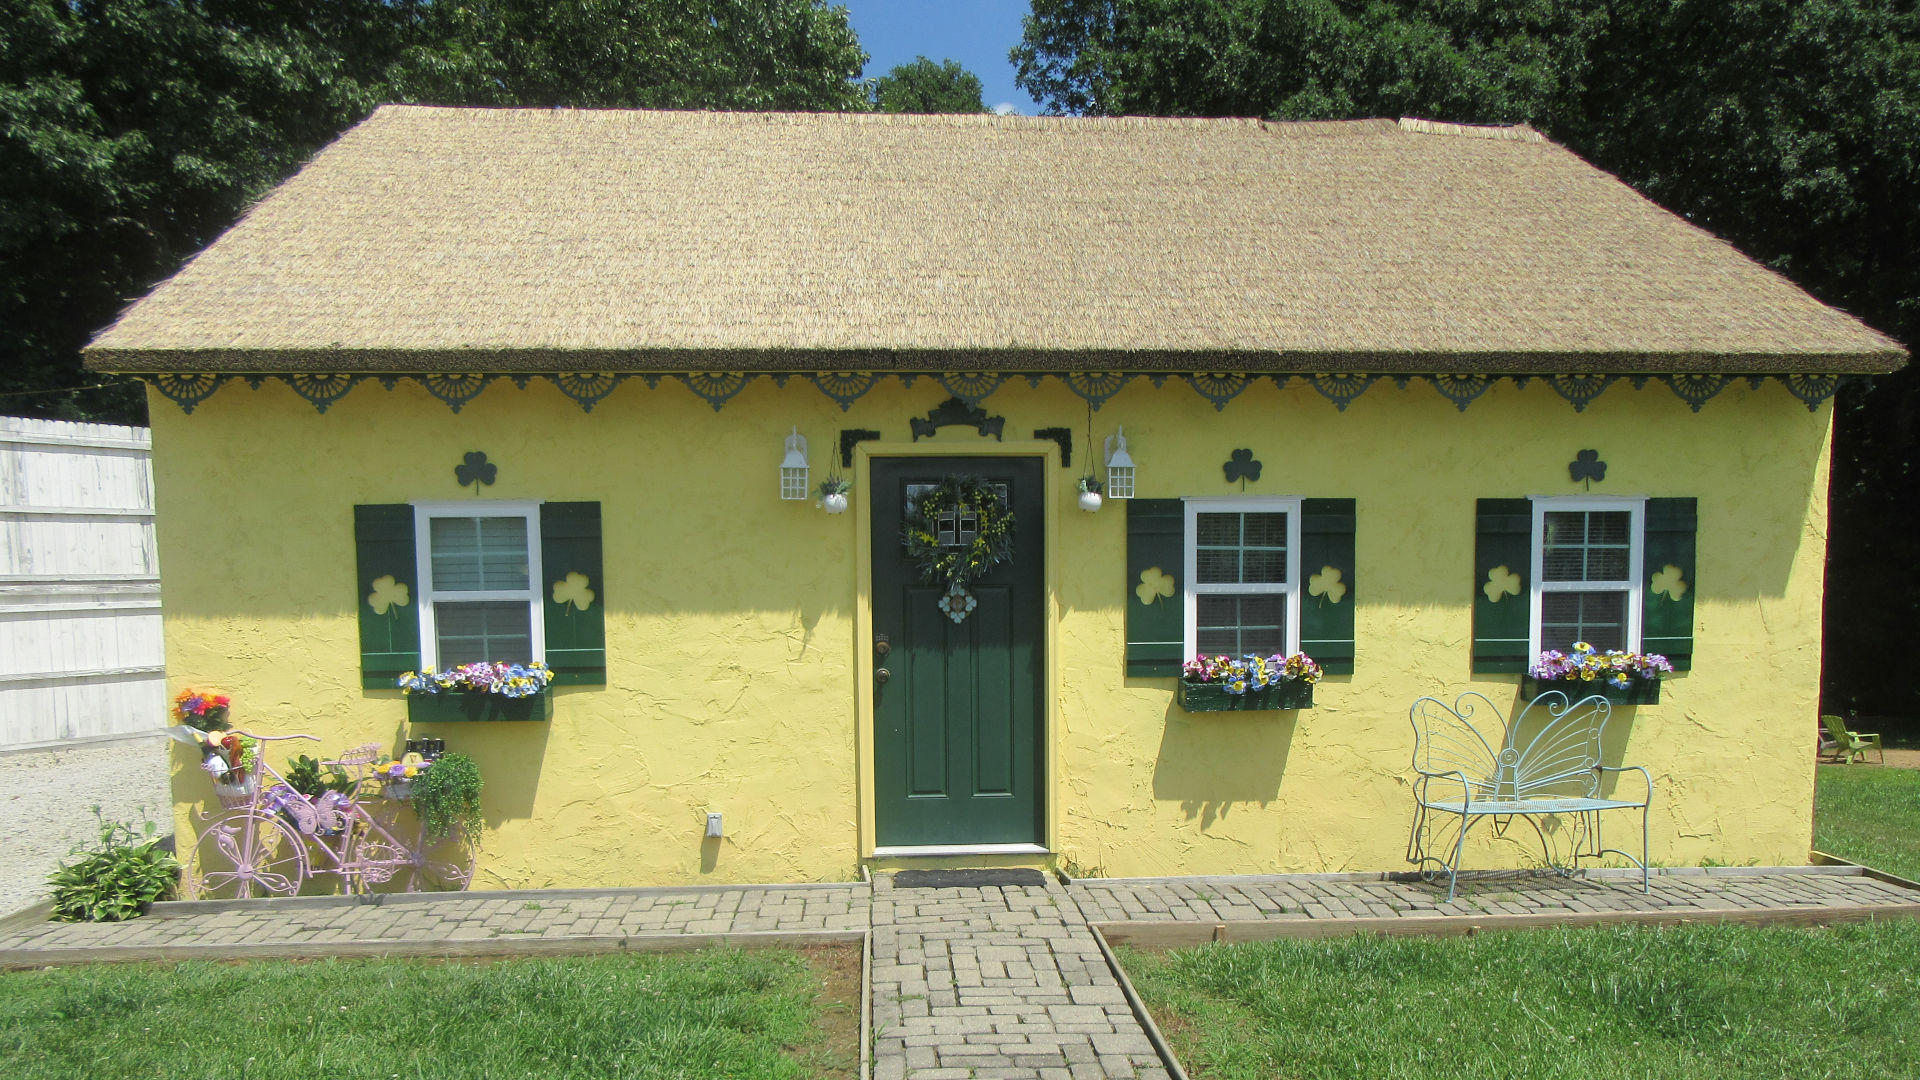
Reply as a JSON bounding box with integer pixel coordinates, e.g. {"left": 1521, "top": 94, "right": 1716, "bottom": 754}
{"left": 902, "top": 476, "right": 1016, "bottom": 590}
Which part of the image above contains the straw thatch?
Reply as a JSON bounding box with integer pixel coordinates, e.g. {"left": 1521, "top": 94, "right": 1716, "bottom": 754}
{"left": 85, "top": 107, "right": 1903, "bottom": 374}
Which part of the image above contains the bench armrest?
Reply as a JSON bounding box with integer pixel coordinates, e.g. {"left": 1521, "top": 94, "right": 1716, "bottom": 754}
{"left": 1595, "top": 764, "right": 1653, "bottom": 806}
{"left": 1413, "top": 768, "right": 1476, "bottom": 809}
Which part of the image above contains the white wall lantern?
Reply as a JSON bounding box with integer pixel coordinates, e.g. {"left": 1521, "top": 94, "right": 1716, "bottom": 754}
{"left": 1104, "top": 427, "right": 1137, "bottom": 499}
{"left": 780, "top": 427, "right": 809, "bottom": 500}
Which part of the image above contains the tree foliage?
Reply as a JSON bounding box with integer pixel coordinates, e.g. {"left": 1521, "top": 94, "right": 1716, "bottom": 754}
{"left": 1017, "top": 0, "right": 1920, "bottom": 719}
{"left": 872, "top": 56, "right": 987, "bottom": 113}
{"left": 0, "top": 0, "right": 868, "bottom": 423}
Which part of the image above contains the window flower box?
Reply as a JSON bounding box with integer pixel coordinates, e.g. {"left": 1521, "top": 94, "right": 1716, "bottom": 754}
{"left": 406, "top": 688, "right": 553, "bottom": 723}
{"left": 1522, "top": 676, "right": 1660, "bottom": 706}
{"left": 1526, "top": 643, "right": 1669, "bottom": 706}
{"left": 1178, "top": 678, "right": 1314, "bottom": 712}
{"left": 400, "top": 661, "right": 554, "bottom": 723}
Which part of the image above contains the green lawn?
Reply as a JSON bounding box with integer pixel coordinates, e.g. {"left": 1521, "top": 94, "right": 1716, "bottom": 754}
{"left": 1815, "top": 763, "right": 1920, "bottom": 881}
{"left": 0, "top": 947, "right": 857, "bottom": 1080}
{"left": 1122, "top": 921, "right": 1920, "bottom": 1080}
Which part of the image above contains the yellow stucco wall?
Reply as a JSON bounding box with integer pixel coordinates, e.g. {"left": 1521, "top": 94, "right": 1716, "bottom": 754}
{"left": 149, "top": 373, "right": 1830, "bottom": 886}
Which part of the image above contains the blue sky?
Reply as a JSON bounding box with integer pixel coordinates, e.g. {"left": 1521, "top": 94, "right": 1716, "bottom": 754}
{"left": 840, "top": 1, "right": 1042, "bottom": 114}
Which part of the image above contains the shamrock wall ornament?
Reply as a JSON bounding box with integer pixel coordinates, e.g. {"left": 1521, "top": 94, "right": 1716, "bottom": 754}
{"left": 456, "top": 451, "right": 498, "bottom": 488}
{"left": 1223, "top": 449, "right": 1262, "bottom": 487}
{"left": 1568, "top": 449, "right": 1606, "bottom": 489}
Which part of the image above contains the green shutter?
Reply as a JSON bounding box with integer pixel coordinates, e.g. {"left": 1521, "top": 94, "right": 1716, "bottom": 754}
{"left": 1473, "top": 498, "right": 1532, "bottom": 674}
{"left": 1641, "top": 497, "right": 1696, "bottom": 671}
{"left": 1125, "top": 499, "right": 1185, "bottom": 677}
{"left": 1299, "top": 498, "right": 1355, "bottom": 675}
{"left": 541, "top": 501, "right": 606, "bottom": 686}
{"left": 355, "top": 504, "right": 420, "bottom": 689}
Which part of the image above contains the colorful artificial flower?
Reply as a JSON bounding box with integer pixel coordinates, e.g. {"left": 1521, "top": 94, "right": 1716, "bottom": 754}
{"left": 1529, "top": 642, "right": 1672, "bottom": 684}
{"left": 1182, "top": 652, "right": 1323, "bottom": 693}
{"left": 173, "top": 688, "right": 233, "bottom": 731}
{"left": 398, "top": 661, "right": 554, "bottom": 698}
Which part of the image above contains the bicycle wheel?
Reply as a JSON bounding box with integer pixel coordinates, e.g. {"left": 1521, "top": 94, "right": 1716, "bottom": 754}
{"left": 183, "top": 811, "right": 309, "bottom": 899}
{"left": 349, "top": 804, "right": 475, "bottom": 893}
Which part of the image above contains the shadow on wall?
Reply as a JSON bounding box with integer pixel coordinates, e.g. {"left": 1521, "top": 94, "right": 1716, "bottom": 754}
{"left": 1151, "top": 697, "right": 1297, "bottom": 829}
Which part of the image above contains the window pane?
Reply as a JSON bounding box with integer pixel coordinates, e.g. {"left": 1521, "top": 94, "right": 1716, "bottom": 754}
{"left": 1194, "top": 593, "right": 1288, "bottom": 658}
{"left": 1196, "top": 549, "right": 1241, "bottom": 585}
{"left": 430, "top": 516, "right": 530, "bottom": 592}
{"left": 1539, "top": 591, "right": 1628, "bottom": 653}
{"left": 1541, "top": 510, "right": 1631, "bottom": 583}
{"left": 1196, "top": 513, "right": 1240, "bottom": 547}
{"left": 434, "top": 601, "right": 533, "bottom": 665}
{"left": 1194, "top": 510, "right": 1288, "bottom": 585}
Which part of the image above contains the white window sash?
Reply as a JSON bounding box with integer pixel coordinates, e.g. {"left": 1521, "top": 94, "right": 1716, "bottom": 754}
{"left": 413, "top": 500, "right": 546, "bottom": 671}
{"left": 1182, "top": 496, "right": 1303, "bottom": 658}
{"left": 1527, "top": 495, "right": 1644, "bottom": 658}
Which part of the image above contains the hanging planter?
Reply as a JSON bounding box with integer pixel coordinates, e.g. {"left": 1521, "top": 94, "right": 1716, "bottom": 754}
{"left": 901, "top": 475, "right": 1015, "bottom": 623}
{"left": 818, "top": 476, "right": 851, "bottom": 515}
{"left": 1077, "top": 476, "right": 1104, "bottom": 513}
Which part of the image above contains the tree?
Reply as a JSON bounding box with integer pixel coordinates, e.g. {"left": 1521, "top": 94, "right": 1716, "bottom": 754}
{"left": 1015, "top": 0, "right": 1920, "bottom": 722}
{"left": 0, "top": 0, "right": 869, "bottom": 424}
{"left": 872, "top": 56, "right": 986, "bottom": 114}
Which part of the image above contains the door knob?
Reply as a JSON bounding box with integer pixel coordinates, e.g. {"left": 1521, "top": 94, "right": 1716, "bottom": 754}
{"left": 875, "top": 667, "right": 891, "bottom": 684}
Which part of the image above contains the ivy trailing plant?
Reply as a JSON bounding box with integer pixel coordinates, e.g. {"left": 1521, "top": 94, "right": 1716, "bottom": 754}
{"left": 411, "top": 752, "right": 484, "bottom": 842}
{"left": 48, "top": 811, "right": 178, "bottom": 922}
{"left": 900, "top": 475, "right": 1016, "bottom": 591}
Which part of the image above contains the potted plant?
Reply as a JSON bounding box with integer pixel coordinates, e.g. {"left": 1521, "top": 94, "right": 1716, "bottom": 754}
{"left": 411, "top": 752, "right": 484, "bottom": 842}
{"left": 1178, "top": 652, "right": 1321, "bottom": 712}
{"left": 1077, "top": 475, "right": 1104, "bottom": 513}
{"left": 399, "top": 660, "right": 554, "bottom": 722}
{"left": 370, "top": 754, "right": 431, "bottom": 799}
{"left": 1524, "top": 642, "right": 1671, "bottom": 705}
{"left": 817, "top": 475, "right": 851, "bottom": 514}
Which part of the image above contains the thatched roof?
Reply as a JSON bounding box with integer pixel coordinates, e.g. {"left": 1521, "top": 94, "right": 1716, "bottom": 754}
{"left": 86, "top": 107, "right": 1903, "bottom": 374}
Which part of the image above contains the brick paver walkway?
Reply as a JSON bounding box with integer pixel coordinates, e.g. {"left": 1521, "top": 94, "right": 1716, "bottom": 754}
{"left": 3, "top": 867, "right": 1916, "bottom": 1079}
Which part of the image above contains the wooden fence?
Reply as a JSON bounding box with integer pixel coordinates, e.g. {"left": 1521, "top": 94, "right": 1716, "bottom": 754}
{"left": 0, "top": 416, "right": 164, "bottom": 746}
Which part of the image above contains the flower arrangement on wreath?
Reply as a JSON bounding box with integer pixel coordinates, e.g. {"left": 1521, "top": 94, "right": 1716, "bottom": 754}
{"left": 900, "top": 475, "right": 1016, "bottom": 622}
{"left": 1530, "top": 642, "right": 1672, "bottom": 688}
{"left": 1183, "top": 652, "right": 1323, "bottom": 695}
{"left": 398, "top": 661, "right": 553, "bottom": 698}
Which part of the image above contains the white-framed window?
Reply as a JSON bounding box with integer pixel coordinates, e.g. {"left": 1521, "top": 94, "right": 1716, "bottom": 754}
{"left": 1529, "top": 496, "right": 1645, "bottom": 656}
{"left": 413, "top": 501, "right": 545, "bottom": 670}
{"left": 1183, "top": 496, "right": 1302, "bottom": 658}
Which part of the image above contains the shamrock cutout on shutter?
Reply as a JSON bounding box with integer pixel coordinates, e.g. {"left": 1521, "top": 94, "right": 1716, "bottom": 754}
{"left": 367, "top": 575, "right": 410, "bottom": 614}
{"left": 551, "top": 571, "right": 596, "bottom": 611}
{"left": 1307, "top": 566, "right": 1347, "bottom": 605}
{"left": 1483, "top": 565, "right": 1522, "bottom": 603}
{"left": 1223, "top": 449, "right": 1262, "bottom": 487}
{"left": 1136, "top": 567, "right": 1176, "bottom": 606}
{"left": 1568, "top": 449, "right": 1606, "bottom": 488}
{"left": 1649, "top": 564, "right": 1689, "bottom": 601}
{"left": 456, "top": 451, "right": 498, "bottom": 488}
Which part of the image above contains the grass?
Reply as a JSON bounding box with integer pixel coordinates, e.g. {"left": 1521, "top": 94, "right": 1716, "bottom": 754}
{"left": 1122, "top": 921, "right": 1920, "bottom": 1080}
{"left": 0, "top": 945, "right": 858, "bottom": 1079}
{"left": 1815, "top": 764, "right": 1920, "bottom": 881}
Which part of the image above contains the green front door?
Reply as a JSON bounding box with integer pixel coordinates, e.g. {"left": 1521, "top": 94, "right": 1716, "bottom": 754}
{"left": 871, "top": 457, "right": 1045, "bottom": 847}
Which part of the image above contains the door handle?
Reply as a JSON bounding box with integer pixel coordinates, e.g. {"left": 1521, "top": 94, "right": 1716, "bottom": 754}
{"left": 875, "top": 667, "right": 891, "bottom": 684}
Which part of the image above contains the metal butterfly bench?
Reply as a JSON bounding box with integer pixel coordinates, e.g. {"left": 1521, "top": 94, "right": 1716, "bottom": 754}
{"left": 1408, "top": 690, "right": 1653, "bottom": 901}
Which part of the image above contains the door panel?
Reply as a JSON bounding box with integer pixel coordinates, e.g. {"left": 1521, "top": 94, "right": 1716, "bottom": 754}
{"left": 873, "top": 457, "right": 1044, "bottom": 847}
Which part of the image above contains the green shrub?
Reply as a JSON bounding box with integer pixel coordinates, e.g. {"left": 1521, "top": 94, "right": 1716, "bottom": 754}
{"left": 48, "top": 812, "right": 178, "bottom": 922}
{"left": 412, "top": 753, "right": 483, "bottom": 842}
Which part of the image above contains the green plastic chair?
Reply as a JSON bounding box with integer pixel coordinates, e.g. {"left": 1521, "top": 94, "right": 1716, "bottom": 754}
{"left": 1820, "top": 714, "right": 1884, "bottom": 764}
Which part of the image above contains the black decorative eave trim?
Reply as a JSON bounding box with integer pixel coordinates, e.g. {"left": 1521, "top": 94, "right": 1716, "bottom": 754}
{"left": 140, "top": 371, "right": 1866, "bottom": 415}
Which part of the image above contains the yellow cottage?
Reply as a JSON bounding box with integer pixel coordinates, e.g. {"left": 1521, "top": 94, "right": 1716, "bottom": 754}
{"left": 86, "top": 107, "right": 1903, "bottom": 889}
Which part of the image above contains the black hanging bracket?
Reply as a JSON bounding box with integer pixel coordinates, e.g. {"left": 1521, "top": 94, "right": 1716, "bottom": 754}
{"left": 840, "top": 429, "right": 881, "bottom": 468}
{"left": 1033, "top": 428, "right": 1072, "bottom": 468}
